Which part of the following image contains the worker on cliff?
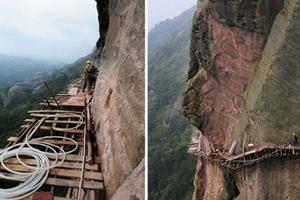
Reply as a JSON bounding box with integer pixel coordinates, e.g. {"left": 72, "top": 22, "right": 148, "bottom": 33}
{"left": 83, "top": 60, "right": 98, "bottom": 94}
{"left": 289, "top": 133, "right": 299, "bottom": 146}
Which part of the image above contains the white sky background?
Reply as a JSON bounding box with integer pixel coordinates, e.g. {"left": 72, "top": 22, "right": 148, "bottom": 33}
{"left": 0, "top": 0, "right": 99, "bottom": 62}
{"left": 148, "top": 0, "right": 197, "bottom": 30}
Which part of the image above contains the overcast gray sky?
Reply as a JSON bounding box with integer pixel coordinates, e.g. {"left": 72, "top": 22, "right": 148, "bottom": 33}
{"left": 149, "top": 0, "right": 197, "bottom": 30}
{"left": 0, "top": 0, "right": 98, "bottom": 62}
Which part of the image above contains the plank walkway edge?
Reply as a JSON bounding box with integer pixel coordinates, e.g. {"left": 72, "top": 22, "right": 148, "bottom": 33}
{"left": 0, "top": 175, "right": 104, "bottom": 190}
{"left": 47, "top": 178, "right": 104, "bottom": 190}
{"left": 20, "top": 125, "right": 84, "bottom": 134}
{"left": 2, "top": 158, "right": 99, "bottom": 171}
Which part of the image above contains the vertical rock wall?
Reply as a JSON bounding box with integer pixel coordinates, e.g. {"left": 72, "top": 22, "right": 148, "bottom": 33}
{"left": 233, "top": 1, "right": 300, "bottom": 199}
{"left": 182, "top": 0, "right": 300, "bottom": 199}
{"left": 92, "top": 0, "right": 145, "bottom": 199}
{"left": 183, "top": 0, "right": 284, "bottom": 151}
{"left": 233, "top": 0, "right": 300, "bottom": 150}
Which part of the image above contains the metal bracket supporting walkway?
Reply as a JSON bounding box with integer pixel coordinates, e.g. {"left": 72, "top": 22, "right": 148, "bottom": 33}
{"left": 188, "top": 141, "right": 300, "bottom": 171}
{"left": 0, "top": 78, "right": 105, "bottom": 200}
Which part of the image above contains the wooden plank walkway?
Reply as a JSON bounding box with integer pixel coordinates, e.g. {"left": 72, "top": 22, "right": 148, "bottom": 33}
{"left": 188, "top": 142, "right": 300, "bottom": 170}
{"left": 0, "top": 78, "right": 104, "bottom": 200}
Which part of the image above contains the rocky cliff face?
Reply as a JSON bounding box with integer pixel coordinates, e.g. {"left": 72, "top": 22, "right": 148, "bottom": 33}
{"left": 92, "top": 0, "right": 145, "bottom": 199}
{"left": 183, "top": 0, "right": 300, "bottom": 199}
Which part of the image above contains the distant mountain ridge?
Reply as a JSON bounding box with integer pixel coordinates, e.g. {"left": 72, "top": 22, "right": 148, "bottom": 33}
{"left": 149, "top": 6, "right": 196, "bottom": 51}
{"left": 0, "top": 54, "right": 64, "bottom": 85}
{"left": 0, "top": 54, "right": 58, "bottom": 64}
{"left": 148, "top": 6, "right": 196, "bottom": 200}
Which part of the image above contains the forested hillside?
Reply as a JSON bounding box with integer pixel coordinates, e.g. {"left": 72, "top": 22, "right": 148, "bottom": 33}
{"left": 0, "top": 54, "right": 93, "bottom": 147}
{"left": 148, "top": 6, "right": 196, "bottom": 200}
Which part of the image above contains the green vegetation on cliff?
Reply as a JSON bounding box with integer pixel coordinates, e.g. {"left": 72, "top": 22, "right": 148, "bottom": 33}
{"left": 149, "top": 7, "right": 196, "bottom": 200}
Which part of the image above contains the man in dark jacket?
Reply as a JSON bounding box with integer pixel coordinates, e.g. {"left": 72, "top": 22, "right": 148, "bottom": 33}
{"left": 83, "top": 60, "right": 98, "bottom": 94}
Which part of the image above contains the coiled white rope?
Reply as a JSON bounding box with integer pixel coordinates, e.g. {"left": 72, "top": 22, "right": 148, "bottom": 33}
{"left": 0, "top": 113, "right": 83, "bottom": 200}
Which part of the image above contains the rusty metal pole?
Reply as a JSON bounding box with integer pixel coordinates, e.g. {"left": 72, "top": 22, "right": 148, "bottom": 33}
{"left": 43, "top": 81, "right": 60, "bottom": 107}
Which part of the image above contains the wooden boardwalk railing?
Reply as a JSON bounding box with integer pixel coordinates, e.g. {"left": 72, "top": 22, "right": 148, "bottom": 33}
{"left": 188, "top": 142, "right": 300, "bottom": 170}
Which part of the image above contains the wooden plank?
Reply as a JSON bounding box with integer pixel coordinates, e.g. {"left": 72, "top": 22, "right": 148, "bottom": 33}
{"left": 50, "top": 168, "right": 103, "bottom": 181}
{"left": 7, "top": 137, "right": 83, "bottom": 146}
{"left": 41, "top": 139, "right": 83, "bottom": 146}
{"left": 86, "top": 103, "right": 94, "bottom": 164}
{"left": 53, "top": 197, "right": 72, "bottom": 200}
{"left": 20, "top": 125, "right": 84, "bottom": 134}
{"left": 3, "top": 159, "right": 99, "bottom": 171}
{"left": 0, "top": 175, "right": 104, "bottom": 190}
{"left": 0, "top": 152, "right": 87, "bottom": 163}
{"left": 47, "top": 154, "right": 85, "bottom": 162}
{"left": 28, "top": 110, "right": 82, "bottom": 114}
{"left": 0, "top": 163, "right": 32, "bottom": 172}
{"left": 39, "top": 102, "right": 84, "bottom": 108}
{"left": 94, "top": 156, "right": 101, "bottom": 164}
{"left": 30, "top": 113, "right": 85, "bottom": 118}
{"left": 7, "top": 137, "right": 18, "bottom": 142}
{"left": 43, "top": 155, "right": 99, "bottom": 164}
{"left": 32, "top": 192, "right": 53, "bottom": 200}
{"left": 42, "top": 99, "right": 57, "bottom": 103}
{"left": 46, "top": 178, "right": 104, "bottom": 190}
{"left": 39, "top": 102, "right": 59, "bottom": 106}
{"left": 51, "top": 160, "right": 99, "bottom": 170}
{"left": 68, "top": 87, "right": 79, "bottom": 96}
{"left": 25, "top": 119, "right": 85, "bottom": 125}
